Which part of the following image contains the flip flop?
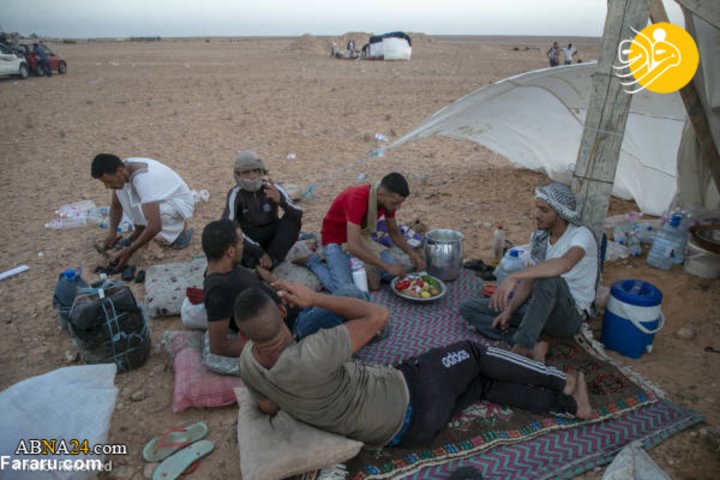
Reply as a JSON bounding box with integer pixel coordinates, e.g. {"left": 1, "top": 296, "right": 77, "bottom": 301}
{"left": 152, "top": 440, "right": 214, "bottom": 480}
{"left": 143, "top": 422, "right": 208, "bottom": 462}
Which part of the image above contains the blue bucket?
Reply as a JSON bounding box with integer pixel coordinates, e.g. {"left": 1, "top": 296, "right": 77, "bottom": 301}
{"left": 601, "top": 279, "right": 664, "bottom": 359}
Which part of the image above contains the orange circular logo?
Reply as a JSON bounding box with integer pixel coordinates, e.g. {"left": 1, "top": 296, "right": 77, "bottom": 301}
{"left": 616, "top": 22, "right": 699, "bottom": 94}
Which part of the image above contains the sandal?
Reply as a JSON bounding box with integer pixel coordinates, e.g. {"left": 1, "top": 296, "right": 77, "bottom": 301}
{"left": 171, "top": 228, "right": 193, "bottom": 250}
{"left": 152, "top": 440, "right": 214, "bottom": 480}
{"left": 143, "top": 422, "right": 208, "bottom": 462}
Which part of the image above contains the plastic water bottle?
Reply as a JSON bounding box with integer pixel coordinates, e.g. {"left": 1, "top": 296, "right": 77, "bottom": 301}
{"left": 45, "top": 216, "right": 87, "bottom": 230}
{"left": 85, "top": 206, "right": 109, "bottom": 224}
{"left": 671, "top": 211, "right": 689, "bottom": 264}
{"left": 646, "top": 214, "right": 684, "bottom": 270}
{"left": 627, "top": 226, "right": 642, "bottom": 257}
{"left": 611, "top": 212, "right": 640, "bottom": 246}
{"left": 493, "top": 249, "right": 525, "bottom": 286}
{"left": 52, "top": 268, "right": 88, "bottom": 330}
{"left": 491, "top": 225, "right": 506, "bottom": 264}
{"left": 117, "top": 220, "right": 133, "bottom": 233}
{"left": 350, "top": 257, "right": 369, "bottom": 293}
{"left": 636, "top": 221, "right": 657, "bottom": 244}
{"left": 192, "top": 189, "right": 210, "bottom": 204}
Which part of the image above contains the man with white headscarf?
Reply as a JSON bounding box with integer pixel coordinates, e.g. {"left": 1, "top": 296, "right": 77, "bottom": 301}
{"left": 460, "top": 183, "right": 599, "bottom": 362}
{"left": 222, "top": 151, "right": 303, "bottom": 271}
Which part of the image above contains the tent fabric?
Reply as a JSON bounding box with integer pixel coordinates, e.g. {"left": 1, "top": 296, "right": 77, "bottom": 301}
{"left": 675, "top": 12, "right": 720, "bottom": 216}
{"left": 390, "top": 62, "right": 688, "bottom": 216}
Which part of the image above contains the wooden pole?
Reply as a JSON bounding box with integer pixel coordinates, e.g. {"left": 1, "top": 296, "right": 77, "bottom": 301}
{"left": 675, "top": 0, "right": 720, "bottom": 29}
{"left": 649, "top": 0, "right": 720, "bottom": 193}
{"left": 571, "top": 0, "right": 649, "bottom": 241}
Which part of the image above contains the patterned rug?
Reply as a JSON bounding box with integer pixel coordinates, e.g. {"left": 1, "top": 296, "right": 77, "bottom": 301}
{"left": 331, "top": 270, "right": 704, "bottom": 479}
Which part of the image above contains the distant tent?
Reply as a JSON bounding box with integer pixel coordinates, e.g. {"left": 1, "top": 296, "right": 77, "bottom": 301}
{"left": 367, "top": 32, "right": 412, "bottom": 61}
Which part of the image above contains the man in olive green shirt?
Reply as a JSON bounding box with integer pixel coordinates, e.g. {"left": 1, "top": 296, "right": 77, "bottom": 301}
{"left": 237, "top": 282, "right": 591, "bottom": 448}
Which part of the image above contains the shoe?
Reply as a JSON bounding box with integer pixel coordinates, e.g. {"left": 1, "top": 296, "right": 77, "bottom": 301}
{"left": 143, "top": 422, "right": 208, "bottom": 462}
{"left": 134, "top": 270, "right": 146, "bottom": 284}
{"left": 121, "top": 265, "right": 136, "bottom": 282}
{"left": 152, "top": 440, "right": 214, "bottom": 480}
{"left": 171, "top": 228, "right": 193, "bottom": 250}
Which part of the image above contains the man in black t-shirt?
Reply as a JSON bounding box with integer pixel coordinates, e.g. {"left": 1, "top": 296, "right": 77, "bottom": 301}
{"left": 202, "top": 220, "right": 360, "bottom": 358}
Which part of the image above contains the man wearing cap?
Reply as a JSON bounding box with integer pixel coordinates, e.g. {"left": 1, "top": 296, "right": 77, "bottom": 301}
{"left": 460, "top": 183, "right": 599, "bottom": 362}
{"left": 222, "top": 151, "right": 303, "bottom": 271}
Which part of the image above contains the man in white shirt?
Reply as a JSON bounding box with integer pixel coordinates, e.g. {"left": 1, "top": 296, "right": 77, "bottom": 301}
{"left": 91, "top": 153, "right": 195, "bottom": 268}
{"left": 561, "top": 43, "right": 577, "bottom": 65}
{"left": 460, "top": 183, "right": 599, "bottom": 362}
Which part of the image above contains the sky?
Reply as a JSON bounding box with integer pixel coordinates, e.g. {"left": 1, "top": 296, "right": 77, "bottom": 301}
{"left": 1, "top": 0, "right": 685, "bottom": 39}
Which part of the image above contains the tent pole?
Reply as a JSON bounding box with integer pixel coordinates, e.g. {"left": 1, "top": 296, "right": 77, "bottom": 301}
{"left": 571, "top": 0, "right": 649, "bottom": 242}
{"left": 649, "top": 0, "right": 720, "bottom": 193}
{"left": 675, "top": 0, "right": 720, "bottom": 29}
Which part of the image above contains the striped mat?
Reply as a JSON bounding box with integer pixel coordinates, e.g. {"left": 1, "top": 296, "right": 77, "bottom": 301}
{"left": 333, "top": 269, "right": 703, "bottom": 479}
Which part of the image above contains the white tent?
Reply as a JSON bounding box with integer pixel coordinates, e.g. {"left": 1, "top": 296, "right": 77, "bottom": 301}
{"left": 367, "top": 32, "right": 412, "bottom": 61}
{"left": 391, "top": 61, "right": 686, "bottom": 216}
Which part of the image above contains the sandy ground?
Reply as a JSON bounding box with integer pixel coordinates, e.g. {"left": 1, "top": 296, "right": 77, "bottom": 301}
{"left": 0, "top": 35, "right": 718, "bottom": 479}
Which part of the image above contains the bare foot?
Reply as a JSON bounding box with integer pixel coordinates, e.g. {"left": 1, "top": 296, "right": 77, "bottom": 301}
{"left": 532, "top": 340, "right": 549, "bottom": 363}
{"left": 572, "top": 372, "right": 593, "bottom": 419}
{"left": 563, "top": 370, "right": 577, "bottom": 396}
{"left": 510, "top": 344, "right": 532, "bottom": 358}
{"left": 511, "top": 340, "right": 548, "bottom": 363}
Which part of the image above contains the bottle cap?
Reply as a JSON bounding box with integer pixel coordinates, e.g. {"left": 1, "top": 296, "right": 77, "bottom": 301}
{"left": 63, "top": 268, "right": 77, "bottom": 280}
{"left": 509, "top": 249, "right": 519, "bottom": 257}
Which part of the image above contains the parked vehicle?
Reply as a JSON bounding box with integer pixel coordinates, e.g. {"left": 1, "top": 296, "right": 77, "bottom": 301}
{"left": 19, "top": 43, "right": 67, "bottom": 76}
{"left": 0, "top": 43, "right": 29, "bottom": 79}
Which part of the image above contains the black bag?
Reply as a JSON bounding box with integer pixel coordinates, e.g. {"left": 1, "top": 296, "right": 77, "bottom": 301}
{"left": 69, "top": 284, "right": 151, "bottom": 372}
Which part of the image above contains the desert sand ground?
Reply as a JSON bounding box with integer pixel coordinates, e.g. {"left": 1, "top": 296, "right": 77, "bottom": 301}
{"left": 0, "top": 35, "right": 718, "bottom": 479}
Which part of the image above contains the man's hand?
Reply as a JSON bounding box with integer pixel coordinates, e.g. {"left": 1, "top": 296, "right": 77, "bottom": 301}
{"left": 410, "top": 252, "right": 427, "bottom": 272}
{"left": 386, "top": 263, "right": 406, "bottom": 278}
{"left": 102, "top": 232, "right": 118, "bottom": 251}
{"left": 272, "top": 280, "right": 317, "bottom": 308}
{"left": 255, "top": 265, "right": 276, "bottom": 284}
{"left": 490, "top": 276, "right": 518, "bottom": 311}
{"left": 263, "top": 178, "right": 281, "bottom": 204}
{"left": 258, "top": 254, "right": 273, "bottom": 269}
{"left": 109, "top": 247, "right": 132, "bottom": 269}
{"left": 491, "top": 309, "right": 512, "bottom": 331}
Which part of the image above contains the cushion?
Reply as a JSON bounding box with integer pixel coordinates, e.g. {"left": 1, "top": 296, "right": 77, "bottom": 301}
{"left": 145, "top": 257, "right": 207, "bottom": 318}
{"left": 272, "top": 261, "right": 322, "bottom": 291}
{"left": 164, "top": 331, "right": 243, "bottom": 412}
{"left": 201, "top": 331, "right": 241, "bottom": 376}
{"left": 235, "top": 387, "right": 364, "bottom": 480}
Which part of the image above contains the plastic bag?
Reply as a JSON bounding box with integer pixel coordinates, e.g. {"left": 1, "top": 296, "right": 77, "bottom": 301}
{"left": 181, "top": 297, "right": 208, "bottom": 329}
{"left": 0, "top": 364, "right": 118, "bottom": 479}
{"left": 602, "top": 441, "right": 670, "bottom": 480}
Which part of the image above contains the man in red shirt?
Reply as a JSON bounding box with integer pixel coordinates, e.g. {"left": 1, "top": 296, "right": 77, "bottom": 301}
{"left": 301, "top": 172, "right": 426, "bottom": 294}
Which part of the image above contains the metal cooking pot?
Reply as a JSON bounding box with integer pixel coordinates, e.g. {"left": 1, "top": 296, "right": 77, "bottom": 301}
{"left": 424, "top": 229, "right": 464, "bottom": 281}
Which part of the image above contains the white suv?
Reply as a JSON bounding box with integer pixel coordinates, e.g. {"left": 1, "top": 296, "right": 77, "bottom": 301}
{"left": 0, "top": 43, "right": 29, "bottom": 79}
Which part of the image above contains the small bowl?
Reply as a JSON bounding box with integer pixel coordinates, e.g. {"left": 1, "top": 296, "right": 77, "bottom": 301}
{"left": 390, "top": 274, "right": 447, "bottom": 303}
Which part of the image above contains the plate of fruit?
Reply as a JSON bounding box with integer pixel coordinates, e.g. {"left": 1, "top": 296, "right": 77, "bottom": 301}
{"left": 391, "top": 273, "right": 447, "bottom": 303}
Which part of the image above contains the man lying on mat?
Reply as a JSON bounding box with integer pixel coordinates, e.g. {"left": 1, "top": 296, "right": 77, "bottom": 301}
{"left": 236, "top": 281, "right": 592, "bottom": 448}
{"left": 460, "top": 183, "right": 600, "bottom": 363}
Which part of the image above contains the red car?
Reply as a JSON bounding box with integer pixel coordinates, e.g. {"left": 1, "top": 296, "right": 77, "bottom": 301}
{"left": 19, "top": 43, "right": 67, "bottom": 76}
